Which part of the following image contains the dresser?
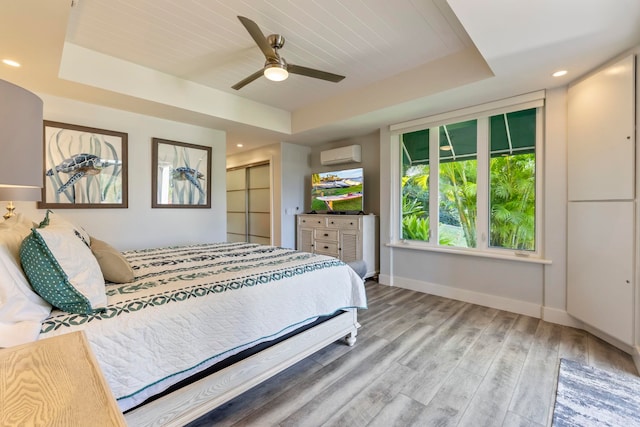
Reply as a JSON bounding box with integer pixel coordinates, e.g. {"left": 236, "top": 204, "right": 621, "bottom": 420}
{"left": 297, "top": 213, "right": 377, "bottom": 278}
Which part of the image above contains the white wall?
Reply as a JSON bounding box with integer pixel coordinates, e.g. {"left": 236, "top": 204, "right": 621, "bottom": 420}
{"left": 379, "top": 88, "right": 571, "bottom": 322}
{"left": 309, "top": 131, "right": 380, "bottom": 215}
{"left": 11, "top": 94, "right": 227, "bottom": 250}
{"left": 542, "top": 87, "right": 571, "bottom": 324}
{"left": 280, "top": 142, "right": 311, "bottom": 248}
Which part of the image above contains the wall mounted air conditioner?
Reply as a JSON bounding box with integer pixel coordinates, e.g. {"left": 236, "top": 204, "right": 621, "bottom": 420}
{"left": 320, "top": 145, "right": 362, "bottom": 165}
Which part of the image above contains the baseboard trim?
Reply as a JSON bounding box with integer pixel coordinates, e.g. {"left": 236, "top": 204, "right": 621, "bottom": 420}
{"left": 391, "top": 276, "right": 541, "bottom": 318}
{"left": 541, "top": 306, "right": 583, "bottom": 328}
{"left": 632, "top": 346, "right": 640, "bottom": 374}
{"left": 377, "top": 274, "right": 393, "bottom": 286}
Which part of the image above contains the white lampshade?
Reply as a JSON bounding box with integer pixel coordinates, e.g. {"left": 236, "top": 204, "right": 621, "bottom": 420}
{"left": 263, "top": 64, "right": 289, "bottom": 82}
{"left": 0, "top": 79, "right": 43, "bottom": 192}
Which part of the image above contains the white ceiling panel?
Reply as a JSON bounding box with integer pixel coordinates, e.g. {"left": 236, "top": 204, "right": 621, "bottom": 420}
{"left": 65, "top": 0, "right": 472, "bottom": 111}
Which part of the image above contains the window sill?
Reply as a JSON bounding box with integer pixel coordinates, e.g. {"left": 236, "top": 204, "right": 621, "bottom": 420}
{"left": 386, "top": 241, "right": 552, "bottom": 265}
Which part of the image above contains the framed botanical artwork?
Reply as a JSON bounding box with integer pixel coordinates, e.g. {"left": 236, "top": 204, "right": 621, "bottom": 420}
{"left": 40, "top": 121, "right": 128, "bottom": 208}
{"left": 151, "top": 138, "right": 212, "bottom": 208}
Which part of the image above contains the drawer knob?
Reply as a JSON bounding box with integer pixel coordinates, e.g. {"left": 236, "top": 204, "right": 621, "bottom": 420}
{"left": 324, "top": 233, "right": 329, "bottom": 236}
{"left": 324, "top": 246, "right": 329, "bottom": 249}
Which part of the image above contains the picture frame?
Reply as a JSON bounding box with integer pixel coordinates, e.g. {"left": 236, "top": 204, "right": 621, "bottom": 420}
{"left": 151, "top": 138, "right": 212, "bottom": 208}
{"left": 40, "top": 121, "right": 128, "bottom": 209}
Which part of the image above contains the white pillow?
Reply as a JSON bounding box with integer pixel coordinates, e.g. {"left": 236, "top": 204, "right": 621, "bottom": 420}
{"left": 0, "top": 214, "right": 52, "bottom": 348}
{"left": 20, "top": 211, "right": 106, "bottom": 314}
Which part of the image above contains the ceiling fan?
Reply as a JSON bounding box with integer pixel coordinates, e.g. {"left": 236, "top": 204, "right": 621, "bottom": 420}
{"left": 232, "top": 16, "right": 346, "bottom": 90}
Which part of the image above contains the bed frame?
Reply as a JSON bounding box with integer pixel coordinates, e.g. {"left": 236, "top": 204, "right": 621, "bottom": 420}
{"left": 124, "top": 309, "right": 359, "bottom": 427}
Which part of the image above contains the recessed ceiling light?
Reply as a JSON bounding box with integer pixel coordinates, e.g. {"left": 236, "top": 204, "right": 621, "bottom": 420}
{"left": 552, "top": 70, "right": 568, "bottom": 77}
{"left": 236, "top": 143, "right": 243, "bottom": 148}
{"left": 2, "top": 59, "right": 21, "bottom": 67}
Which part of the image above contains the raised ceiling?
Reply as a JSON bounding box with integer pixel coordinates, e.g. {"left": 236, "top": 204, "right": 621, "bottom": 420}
{"left": 65, "top": 0, "right": 474, "bottom": 111}
{"left": 2, "top": 0, "right": 640, "bottom": 154}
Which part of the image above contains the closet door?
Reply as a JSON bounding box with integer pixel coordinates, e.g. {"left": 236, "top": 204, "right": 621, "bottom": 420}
{"left": 567, "top": 54, "right": 635, "bottom": 201}
{"left": 247, "top": 164, "right": 271, "bottom": 245}
{"left": 226, "top": 168, "right": 247, "bottom": 243}
{"left": 226, "top": 163, "right": 271, "bottom": 244}
{"left": 566, "top": 54, "right": 636, "bottom": 346}
{"left": 567, "top": 201, "right": 634, "bottom": 344}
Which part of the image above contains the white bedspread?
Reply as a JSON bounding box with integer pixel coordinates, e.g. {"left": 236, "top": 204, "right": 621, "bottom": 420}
{"left": 38, "top": 242, "right": 367, "bottom": 411}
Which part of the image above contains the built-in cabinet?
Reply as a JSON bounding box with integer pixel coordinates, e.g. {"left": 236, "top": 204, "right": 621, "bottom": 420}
{"left": 297, "top": 214, "right": 377, "bottom": 278}
{"left": 567, "top": 54, "right": 636, "bottom": 346}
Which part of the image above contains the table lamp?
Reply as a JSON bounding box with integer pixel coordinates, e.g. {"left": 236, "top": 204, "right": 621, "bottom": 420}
{"left": 0, "top": 79, "right": 43, "bottom": 219}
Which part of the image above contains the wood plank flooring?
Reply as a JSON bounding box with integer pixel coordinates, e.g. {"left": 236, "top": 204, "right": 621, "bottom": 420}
{"left": 186, "top": 280, "right": 637, "bottom": 427}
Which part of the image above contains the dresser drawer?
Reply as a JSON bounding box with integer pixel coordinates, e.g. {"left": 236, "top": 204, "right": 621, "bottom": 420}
{"left": 298, "top": 216, "right": 325, "bottom": 227}
{"left": 326, "top": 217, "right": 359, "bottom": 230}
{"left": 314, "top": 229, "right": 339, "bottom": 241}
{"left": 315, "top": 241, "right": 339, "bottom": 256}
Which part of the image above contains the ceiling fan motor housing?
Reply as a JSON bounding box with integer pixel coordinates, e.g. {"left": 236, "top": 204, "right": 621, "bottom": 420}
{"left": 267, "top": 34, "right": 285, "bottom": 50}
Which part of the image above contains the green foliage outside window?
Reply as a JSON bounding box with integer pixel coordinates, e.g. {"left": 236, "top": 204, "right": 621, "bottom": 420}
{"left": 400, "top": 108, "right": 536, "bottom": 251}
{"left": 439, "top": 160, "right": 477, "bottom": 248}
{"left": 489, "top": 153, "right": 535, "bottom": 250}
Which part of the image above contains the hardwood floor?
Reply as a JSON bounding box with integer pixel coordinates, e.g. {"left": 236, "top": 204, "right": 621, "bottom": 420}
{"left": 186, "top": 280, "right": 637, "bottom": 427}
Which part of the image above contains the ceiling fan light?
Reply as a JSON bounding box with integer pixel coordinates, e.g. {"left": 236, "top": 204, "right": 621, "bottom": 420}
{"left": 264, "top": 64, "right": 288, "bottom": 82}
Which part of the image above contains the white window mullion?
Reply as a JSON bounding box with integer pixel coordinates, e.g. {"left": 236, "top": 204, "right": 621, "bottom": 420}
{"left": 390, "top": 133, "right": 401, "bottom": 243}
{"left": 476, "top": 118, "right": 489, "bottom": 250}
{"left": 534, "top": 106, "right": 544, "bottom": 255}
{"left": 429, "top": 127, "right": 440, "bottom": 244}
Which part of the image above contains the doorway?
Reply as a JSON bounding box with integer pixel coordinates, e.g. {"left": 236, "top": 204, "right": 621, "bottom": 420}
{"left": 226, "top": 162, "right": 271, "bottom": 244}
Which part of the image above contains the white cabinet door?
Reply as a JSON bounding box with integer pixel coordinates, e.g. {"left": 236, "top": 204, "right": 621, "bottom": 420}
{"left": 339, "top": 230, "right": 361, "bottom": 263}
{"left": 567, "top": 55, "right": 635, "bottom": 201}
{"left": 297, "top": 228, "right": 314, "bottom": 253}
{"left": 567, "top": 201, "right": 634, "bottom": 345}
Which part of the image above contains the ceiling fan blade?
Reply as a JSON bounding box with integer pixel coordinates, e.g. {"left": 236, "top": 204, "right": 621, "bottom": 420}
{"left": 231, "top": 69, "right": 264, "bottom": 90}
{"left": 288, "top": 64, "right": 345, "bottom": 83}
{"left": 237, "top": 16, "right": 276, "bottom": 59}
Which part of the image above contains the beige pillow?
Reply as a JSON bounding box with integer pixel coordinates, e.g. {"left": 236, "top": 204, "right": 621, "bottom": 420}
{"left": 90, "top": 237, "right": 135, "bottom": 283}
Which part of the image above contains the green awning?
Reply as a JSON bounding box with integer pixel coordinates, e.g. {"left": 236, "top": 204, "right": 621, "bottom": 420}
{"left": 402, "top": 108, "right": 535, "bottom": 167}
{"left": 490, "top": 108, "right": 536, "bottom": 157}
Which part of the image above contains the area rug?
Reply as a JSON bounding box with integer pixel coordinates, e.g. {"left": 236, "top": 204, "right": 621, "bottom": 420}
{"left": 552, "top": 358, "right": 640, "bottom": 426}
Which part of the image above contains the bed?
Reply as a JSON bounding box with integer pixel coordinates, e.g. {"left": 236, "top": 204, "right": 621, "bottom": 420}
{"left": 0, "top": 212, "right": 366, "bottom": 426}
{"left": 34, "top": 240, "right": 367, "bottom": 426}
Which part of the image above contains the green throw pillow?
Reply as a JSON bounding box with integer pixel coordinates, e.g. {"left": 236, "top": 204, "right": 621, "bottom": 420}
{"left": 20, "top": 211, "right": 107, "bottom": 314}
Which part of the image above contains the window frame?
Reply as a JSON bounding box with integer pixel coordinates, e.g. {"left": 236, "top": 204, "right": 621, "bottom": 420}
{"left": 390, "top": 92, "right": 546, "bottom": 262}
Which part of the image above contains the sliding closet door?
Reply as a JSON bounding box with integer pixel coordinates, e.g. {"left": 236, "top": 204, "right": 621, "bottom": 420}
{"left": 247, "top": 163, "right": 271, "bottom": 245}
{"left": 226, "top": 162, "right": 271, "bottom": 244}
{"left": 226, "top": 168, "right": 247, "bottom": 243}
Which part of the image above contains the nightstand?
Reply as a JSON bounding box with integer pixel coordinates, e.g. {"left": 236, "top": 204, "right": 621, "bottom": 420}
{"left": 0, "top": 331, "right": 126, "bottom": 426}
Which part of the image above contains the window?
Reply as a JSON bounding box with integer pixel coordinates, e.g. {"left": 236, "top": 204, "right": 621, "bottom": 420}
{"left": 397, "top": 98, "right": 542, "bottom": 257}
{"left": 438, "top": 120, "right": 477, "bottom": 248}
{"left": 489, "top": 109, "right": 536, "bottom": 251}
